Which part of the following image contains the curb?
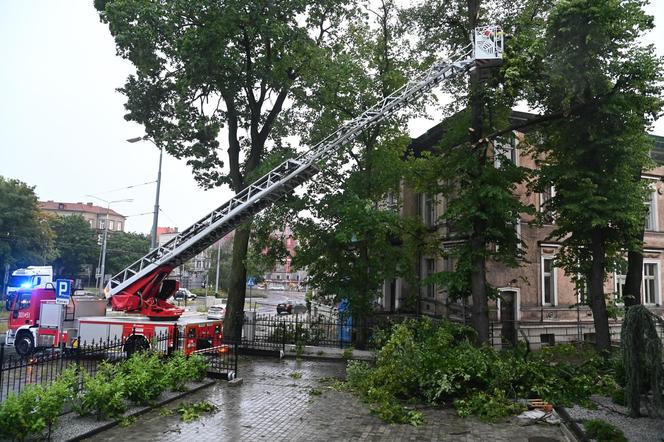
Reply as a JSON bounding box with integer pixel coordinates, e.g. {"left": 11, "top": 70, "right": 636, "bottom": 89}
{"left": 555, "top": 406, "right": 588, "bottom": 442}
{"left": 66, "top": 380, "right": 216, "bottom": 441}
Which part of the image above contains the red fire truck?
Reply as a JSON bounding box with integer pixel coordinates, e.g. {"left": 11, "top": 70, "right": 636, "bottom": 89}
{"left": 5, "top": 284, "right": 222, "bottom": 357}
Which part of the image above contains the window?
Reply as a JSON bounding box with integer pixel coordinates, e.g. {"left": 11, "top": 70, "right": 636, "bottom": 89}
{"left": 541, "top": 256, "right": 556, "bottom": 305}
{"left": 386, "top": 192, "right": 397, "bottom": 211}
{"left": 424, "top": 194, "right": 436, "bottom": 228}
{"left": 540, "top": 186, "right": 555, "bottom": 212}
{"left": 88, "top": 219, "right": 94, "bottom": 228}
{"left": 109, "top": 220, "right": 114, "bottom": 230}
{"left": 540, "top": 333, "right": 555, "bottom": 347}
{"left": 425, "top": 258, "right": 436, "bottom": 298}
{"left": 494, "top": 137, "right": 518, "bottom": 168}
{"left": 614, "top": 273, "right": 626, "bottom": 301}
{"left": 17, "top": 292, "right": 32, "bottom": 310}
{"left": 116, "top": 222, "right": 122, "bottom": 231}
{"left": 615, "top": 261, "right": 660, "bottom": 305}
{"left": 577, "top": 276, "right": 589, "bottom": 304}
{"left": 643, "top": 262, "right": 658, "bottom": 305}
{"left": 644, "top": 187, "right": 657, "bottom": 231}
{"left": 99, "top": 219, "right": 106, "bottom": 229}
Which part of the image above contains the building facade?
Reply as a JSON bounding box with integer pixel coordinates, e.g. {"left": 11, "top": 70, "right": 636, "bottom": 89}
{"left": 39, "top": 201, "right": 126, "bottom": 232}
{"left": 381, "top": 116, "right": 664, "bottom": 348}
{"left": 262, "top": 224, "right": 308, "bottom": 290}
{"left": 158, "top": 229, "right": 212, "bottom": 290}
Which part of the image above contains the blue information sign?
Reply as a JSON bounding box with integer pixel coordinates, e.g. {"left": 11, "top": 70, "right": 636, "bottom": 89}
{"left": 55, "top": 279, "right": 72, "bottom": 305}
{"left": 247, "top": 277, "right": 256, "bottom": 288}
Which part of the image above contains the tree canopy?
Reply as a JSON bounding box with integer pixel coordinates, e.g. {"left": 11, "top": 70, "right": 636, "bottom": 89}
{"left": 48, "top": 214, "right": 98, "bottom": 279}
{"left": 528, "top": 0, "right": 663, "bottom": 351}
{"left": 0, "top": 176, "right": 54, "bottom": 287}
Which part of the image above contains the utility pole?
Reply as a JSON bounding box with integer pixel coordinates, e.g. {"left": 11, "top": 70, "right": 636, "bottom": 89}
{"left": 127, "top": 136, "right": 163, "bottom": 250}
{"left": 98, "top": 207, "right": 110, "bottom": 294}
{"left": 150, "top": 144, "right": 164, "bottom": 250}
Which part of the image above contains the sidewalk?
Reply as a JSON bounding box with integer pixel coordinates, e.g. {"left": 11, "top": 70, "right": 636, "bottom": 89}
{"left": 91, "top": 357, "right": 568, "bottom": 442}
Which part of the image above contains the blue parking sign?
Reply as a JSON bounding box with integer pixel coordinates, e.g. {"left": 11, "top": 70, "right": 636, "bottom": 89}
{"left": 55, "top": 279, "right": 71, "bottom": 305}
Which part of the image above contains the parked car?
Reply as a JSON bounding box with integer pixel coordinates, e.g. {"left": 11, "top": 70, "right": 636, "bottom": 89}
{"left": 277, "top": 300, "right": 307, "bottom": 315}
{"left": 277, "top": 300, "right": 293, "bottom": 314}
{"left": 174, "top": 289, "right": 197, "bottom": 301}
{"left": 292, "top": 302, "right": 307, "bottom": 315}
{"left": 207, "top": 303, "right": 226, "bottom": 320}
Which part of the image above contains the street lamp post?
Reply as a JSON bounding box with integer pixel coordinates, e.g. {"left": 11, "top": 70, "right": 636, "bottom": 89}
{"left": 128, "top": 136, "right": 163, "bottom": 250}
{"left": 87, "top": 196, "right": 133, "bottom": 295}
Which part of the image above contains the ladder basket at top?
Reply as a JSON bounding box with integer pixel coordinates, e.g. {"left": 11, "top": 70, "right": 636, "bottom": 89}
{"left": 474, "top": 25, "right": 504, "bottom": 66}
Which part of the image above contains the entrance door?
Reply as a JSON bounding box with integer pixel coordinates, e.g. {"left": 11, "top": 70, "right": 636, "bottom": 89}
{"left": 500, "top": 291, "right": 517, "bottom": 347}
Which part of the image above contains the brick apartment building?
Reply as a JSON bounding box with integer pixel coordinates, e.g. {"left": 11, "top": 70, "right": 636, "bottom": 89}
{"left": 39, "top": 201, "right": 126, "bottom": 232}
{"left": 381, "top": 112, "right": 664, "bottom": 348}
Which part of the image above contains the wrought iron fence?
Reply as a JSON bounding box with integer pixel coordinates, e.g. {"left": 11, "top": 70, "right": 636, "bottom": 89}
{"left": 0, "top": 329, "right": 238, "bottom": 403}
{"left": 237, "top": 312, "right": 413, "bottom": 352}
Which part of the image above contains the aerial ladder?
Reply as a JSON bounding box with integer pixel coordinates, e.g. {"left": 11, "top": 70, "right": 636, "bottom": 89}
{"left": 108, "top": 26, "right": 504, "bottom": 320}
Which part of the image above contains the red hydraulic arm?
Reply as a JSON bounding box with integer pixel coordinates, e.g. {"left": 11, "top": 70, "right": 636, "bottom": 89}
{"left": 110, "top": 265, "right": 184, "bottom": 320}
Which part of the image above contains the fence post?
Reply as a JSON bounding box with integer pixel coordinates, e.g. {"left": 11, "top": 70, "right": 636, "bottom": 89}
{"left": 0, "top": 343, "right": 4, "bottom": 393}
{"left": 282, "top": 321, "right": 286, "bottom": 354}
{"left": 234, "top": 341, "right": 238, "bottom": 377}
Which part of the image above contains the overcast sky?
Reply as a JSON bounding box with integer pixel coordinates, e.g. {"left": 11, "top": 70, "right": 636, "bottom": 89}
{"left": 1, "top": 1, "right": 663, "bottom": 235}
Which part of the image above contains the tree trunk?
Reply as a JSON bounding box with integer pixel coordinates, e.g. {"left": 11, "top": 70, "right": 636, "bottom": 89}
{"left": 624, "top": 247, "right": 644, "bottom": 308}
{"left": 466, "top": 0, "right": 490, "bottom": 345}
{"left": 625, "top": 170, "right": 645, "bottom": 308}
{"left": 223, "top": 221, "right": 251, "bottom": 342}
{"left": 589, "top": 228, "right": 611, "bottom": 353}
{"left": 470, "top": 217, "right": 490, "bottom": 345}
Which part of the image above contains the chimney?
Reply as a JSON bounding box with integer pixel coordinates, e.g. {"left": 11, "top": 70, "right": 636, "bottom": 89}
{"left": 87, "top": 202, "right": 93, "bottom": 206}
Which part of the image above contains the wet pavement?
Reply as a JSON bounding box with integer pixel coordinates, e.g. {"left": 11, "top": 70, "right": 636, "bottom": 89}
{"left": 91, "top": 356, "right": 567, "bottom": 442}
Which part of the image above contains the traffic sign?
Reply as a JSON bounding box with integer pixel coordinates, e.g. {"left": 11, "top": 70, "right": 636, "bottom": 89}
{"left": 55, "top": 279, "right": 72, "bottom": 305}
{"left": 247, "top": 277, "right": 256, "bottom": 287}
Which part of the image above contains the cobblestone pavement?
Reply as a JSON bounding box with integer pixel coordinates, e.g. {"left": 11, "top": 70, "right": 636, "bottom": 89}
{"left": 92, "top": 356, "right": 567, "bottom": 442}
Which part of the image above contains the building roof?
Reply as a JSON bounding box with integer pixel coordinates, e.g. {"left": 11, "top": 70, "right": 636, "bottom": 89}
{"left": 39, "top": 201, "right": 126, "bottom": 219}
{"left": 410, "top": 110, "right": 664, "bottom": 163}
{"left": 408, "top": 110, "right": 540, "bottom": 157}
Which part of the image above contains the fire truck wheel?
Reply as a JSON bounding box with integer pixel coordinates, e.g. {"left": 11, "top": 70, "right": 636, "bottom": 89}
{"left": 124, "top": 335, "right": 150, "bottom": 357}
{"left": 15, "top": 332, "right": 35, "bottom": 357}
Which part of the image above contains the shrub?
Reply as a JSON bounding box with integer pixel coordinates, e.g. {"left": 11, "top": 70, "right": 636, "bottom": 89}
{"left": 75, "top": 362, "right": 127, "bottom": 419}
{"left": 119, "top": 353, "right": 166, "bottom": 405}
{"left": 163, "top": 353, "right": 208, "bottom": 391}
{"left": 0, "top": 385, "right": 47, "bottom": 441}
{"left": 583, "top": 419, "right": 627, "bottom": 442}
{"left": 163, "top": 353, "right": 191, "bottom": 391}
{"left": 186, "top": 354, "right": 208, "bottom": 381}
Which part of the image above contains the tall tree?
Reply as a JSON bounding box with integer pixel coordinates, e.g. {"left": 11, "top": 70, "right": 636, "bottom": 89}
{"left": 0, "top": 176, "right": 54, "bottom": 293}
{"left": 96, "top": 0, "right": 353, "bottom": 340}
{"left": 48, "top": 215, "right": 98, "bottom": 278}
{"left": 530, "top": 0, "right": 663, "bottom": 352}
{"left": 104, "top": 231, "right": 151, "bottom": 276}
{"left": 249, "top": 0, "right": 416, "bottom": 333}
{"left": 407, "top": 0, "right": 550, "bottom": 344}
